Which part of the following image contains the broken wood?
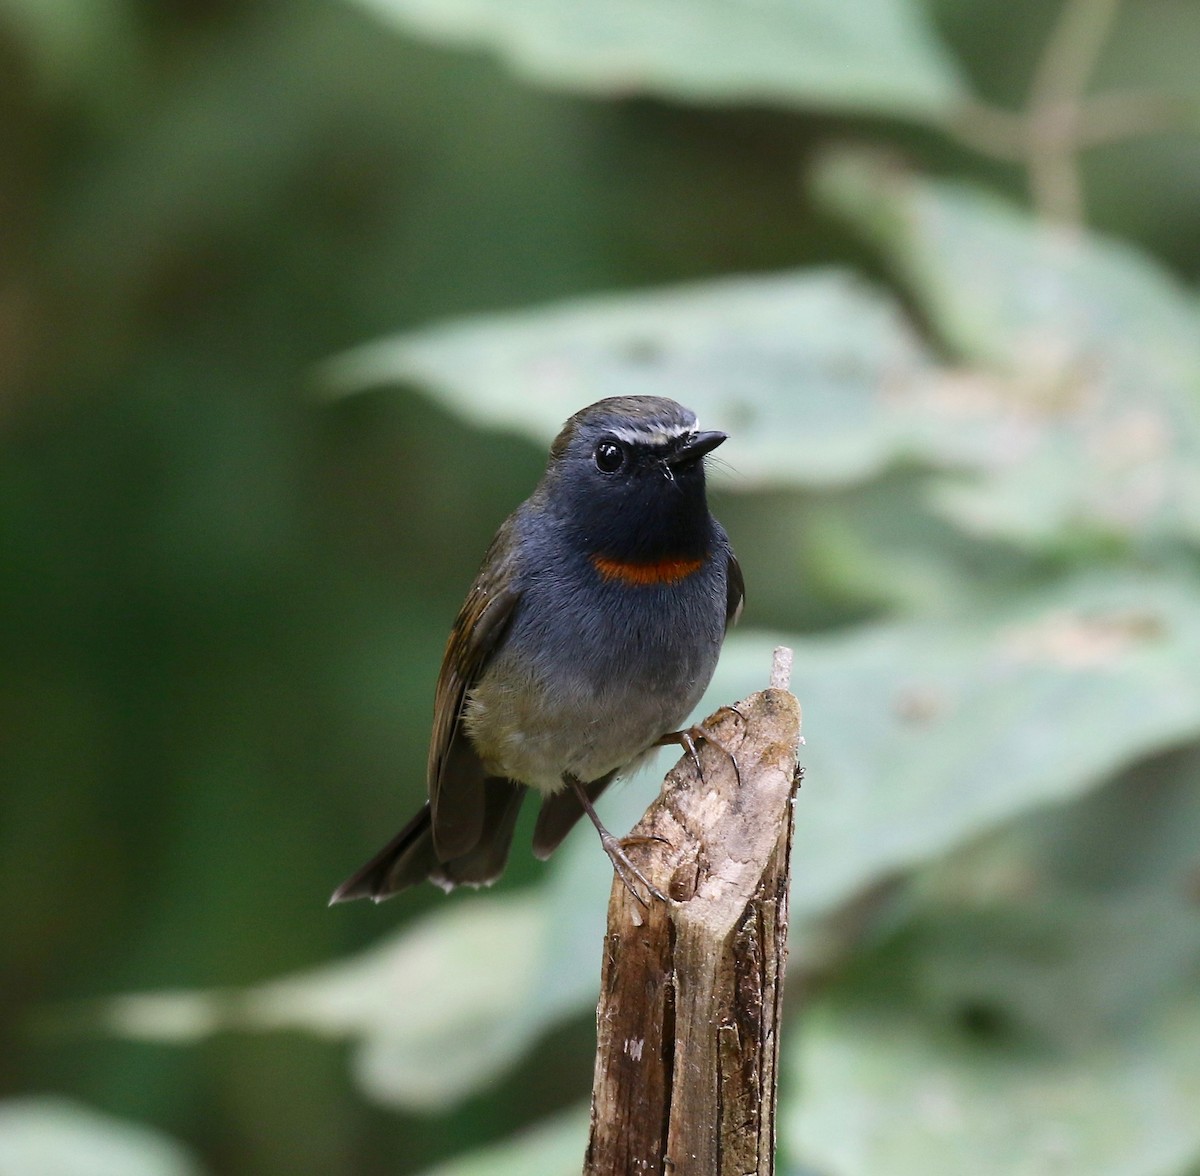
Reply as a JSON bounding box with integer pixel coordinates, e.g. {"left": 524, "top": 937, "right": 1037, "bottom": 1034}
{"left": 584, "top": 647, "right": 803, "bottom": 1175}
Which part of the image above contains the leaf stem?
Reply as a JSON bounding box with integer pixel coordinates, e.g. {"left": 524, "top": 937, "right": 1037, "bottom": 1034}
{"left": 1025, "top": 0, "right": 1122, "bottom": 226}
{"left": 942, "top": 0, "right": 1197, "bottom": 229}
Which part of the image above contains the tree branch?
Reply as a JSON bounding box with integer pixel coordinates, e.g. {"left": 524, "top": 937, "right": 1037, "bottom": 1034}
{"left": 584, "top": 649, "right": 803, "bottom": 1175}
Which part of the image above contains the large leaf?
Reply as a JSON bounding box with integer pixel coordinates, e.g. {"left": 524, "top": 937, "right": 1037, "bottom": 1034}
{"left": 344, "top": 0, "right": 968, "bottom": 119}
{"left": 785, "top": 994, "right": 1200, "bottom": 1176}
{"left": 322, "top": 223, "right": 1200, "bottom": 551}
{"left": 321, "top": 268, "right": 1044, "bottom": 490}
{"left": 0, "top": 1098, "right": 202, "bottom": 1176}
{"left": 783, "top": 759, "right": 1200, "bottom": 1175}
{"left": 902, "top": 744, "right": 1200, "bottom": 1042}
{"left": 325, "top": 156, "right": 1200, "bottom": 551}
{"left": 754, "top": 580, "right": 1200, "bottom": 919}
{"left": 99, "top": 893, "right": 545, "bottom": 1110}
{"left": 817, "top": 150, "right": 1200, "bottom": 546}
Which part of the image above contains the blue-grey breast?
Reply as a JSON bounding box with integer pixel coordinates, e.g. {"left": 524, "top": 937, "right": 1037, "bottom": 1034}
{"left": 330, "top": 395, "right": 743, "bottom": 904}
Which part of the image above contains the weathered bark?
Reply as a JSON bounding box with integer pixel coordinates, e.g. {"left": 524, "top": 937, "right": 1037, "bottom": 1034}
{"left": 585, "top": 648, "right": 802, "bottom": 1175}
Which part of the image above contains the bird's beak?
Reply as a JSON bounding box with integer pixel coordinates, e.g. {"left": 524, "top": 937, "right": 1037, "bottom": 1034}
{"left": 665, "top": 430, "right": 727, "bottom": 468}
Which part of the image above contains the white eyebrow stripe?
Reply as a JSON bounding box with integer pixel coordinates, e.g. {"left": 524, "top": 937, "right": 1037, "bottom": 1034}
{"left": 609, "top": 422, "right": 695, "bottom": 446}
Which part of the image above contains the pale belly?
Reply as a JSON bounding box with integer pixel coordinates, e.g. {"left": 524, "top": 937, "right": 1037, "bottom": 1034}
{"left": 462, "top": 586, "right": 722, "bottom": 794}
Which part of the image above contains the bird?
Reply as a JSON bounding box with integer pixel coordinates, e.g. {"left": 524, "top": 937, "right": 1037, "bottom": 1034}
{"left": 330, "top": 395, "right": 743, "bottom": 905}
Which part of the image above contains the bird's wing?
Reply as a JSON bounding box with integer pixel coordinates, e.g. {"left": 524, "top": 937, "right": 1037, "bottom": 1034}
{"left": 725, "top": 551, "right": 745, "bottom": 631}
{"left": 427, "top": 516, "right": 522, "bottom": 859}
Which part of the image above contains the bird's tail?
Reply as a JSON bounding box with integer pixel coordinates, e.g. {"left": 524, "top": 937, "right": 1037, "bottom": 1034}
{"left": 329, "top": 780, "right": 525, "bottom": 904}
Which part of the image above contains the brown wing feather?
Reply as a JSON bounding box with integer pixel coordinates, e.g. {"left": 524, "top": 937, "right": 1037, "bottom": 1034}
{"left": 427, "top": 517, "right": 522, "bottom": 859}
{"left": 725, "top": 552, "right": 745, "bottom": 631}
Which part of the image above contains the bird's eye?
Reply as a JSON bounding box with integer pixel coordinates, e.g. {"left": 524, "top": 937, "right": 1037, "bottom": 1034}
{"left": 594, "top": 440, "right": 625, "bottom": 473}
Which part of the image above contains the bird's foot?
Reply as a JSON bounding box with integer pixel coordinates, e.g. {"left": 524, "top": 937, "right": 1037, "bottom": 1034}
{"left": 564, "top": 773, "right": 668, "bottom": 905}
{"left": 657, "top": 710, "right": 744, "bottom": 787}
{"left": 600, "top": 830, "right": 668, "bottom": 906}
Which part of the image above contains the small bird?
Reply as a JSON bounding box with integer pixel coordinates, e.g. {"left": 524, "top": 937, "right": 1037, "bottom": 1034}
{"left": 330, "top": 395, "right": 742, "bottom": 904}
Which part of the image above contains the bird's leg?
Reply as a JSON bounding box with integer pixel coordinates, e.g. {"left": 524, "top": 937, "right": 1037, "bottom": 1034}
{"left": 656, "top": 707, "right": 745, "bottom": 787}
{"left": 565, "top": 774, "right": 667, "bottom": 905}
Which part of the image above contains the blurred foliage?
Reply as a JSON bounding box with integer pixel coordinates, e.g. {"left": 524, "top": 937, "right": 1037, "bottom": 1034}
{"left": 2, "top": 0, "right": 1200, "bottom": 1173}
{"left": 0, "top": 1096, "right": 202, "bottom": 1176}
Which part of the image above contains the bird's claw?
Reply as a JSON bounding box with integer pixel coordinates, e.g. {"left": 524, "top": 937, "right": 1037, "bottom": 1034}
{"left": 658, "top": 718, "right": 744, "bottom": 788}
{"left": 601, "top": 832, "right": 668, "bottom": 905}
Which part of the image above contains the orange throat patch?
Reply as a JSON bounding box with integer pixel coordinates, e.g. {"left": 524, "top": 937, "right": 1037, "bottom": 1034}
{"left": 590, "top": 552, "right": 705, "bottom": 586}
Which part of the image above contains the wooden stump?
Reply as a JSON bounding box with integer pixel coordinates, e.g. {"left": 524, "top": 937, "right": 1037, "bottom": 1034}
{"left": 585, "top": 649, "right": 803, "bottom": 1175}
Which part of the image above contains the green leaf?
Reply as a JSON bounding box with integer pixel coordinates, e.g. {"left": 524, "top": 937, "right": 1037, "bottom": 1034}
{"left": 785, "top": 994, "right": 1200, "bottom": 1176}
{"left": 99, "top": 893, "right": 547, "bottom": 1110}
{"left": 414, "top": 1105, "right": 588, "bottom": 1176}
{"left": 322, "top": 241, "right": 1200, "bottom": 550}
{"left": 320, "top": 268, "right": 1018, "bottom": 490}
{"left": 344, "top": 0, "right": 968, "bottom": 119}
{"left": 783, "top": 766, "right": 1200, "bottom": 1175}
{"left": 909, "top": 891, "right": 1200, "bottom": 1050}
{"left": 903, "top": 745, "right": 1200, "bottom": 1041}
{"left": 0, "top": 1098, "right": 203, "bottom": 1176}
{"left": 737, "top": 571, "right": 1200, "bottom": 920}
{"left": 817, "top": 149, "right": 1200, "bottom": 546}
